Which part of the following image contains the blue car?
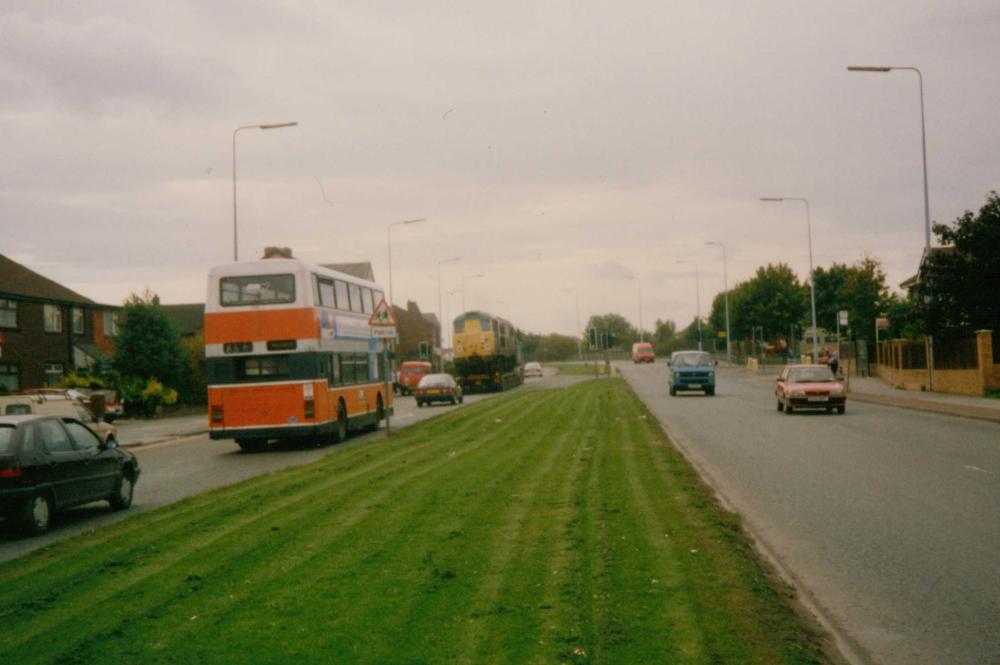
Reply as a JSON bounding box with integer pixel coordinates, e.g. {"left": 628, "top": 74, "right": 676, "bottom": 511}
{"left": 668, "top": 351, "right": 717, "bottom": 396}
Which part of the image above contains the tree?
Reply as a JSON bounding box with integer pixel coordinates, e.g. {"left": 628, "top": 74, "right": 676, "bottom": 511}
{"left": 914, "top": 190, "right": 1000, "bottom": 334}
{"left": 113, "top": 290, "right": 186, "bottom": 391}
{"left": 813, "top": 255, "right": 890, "bottom": 339}
{"left": 650, "top": 319, "right": 677, "bottom": 355}
{"left": 584, "top": 313, "right": 638, "bottom": 349}
{"left": 728, "top": 263, "right": 808, "bottom": 341}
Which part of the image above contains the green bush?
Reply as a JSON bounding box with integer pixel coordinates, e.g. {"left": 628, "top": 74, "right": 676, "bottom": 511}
{"left": 120, "top": 377, "right": 178, "bottom": 417}
{"left": 60, "top": 373, "right": 107, "bottom": 390}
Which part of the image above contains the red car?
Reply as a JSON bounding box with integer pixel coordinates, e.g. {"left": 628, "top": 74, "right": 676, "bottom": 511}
{"left": 775, "top": 364, "right": 846, "bottom": 415}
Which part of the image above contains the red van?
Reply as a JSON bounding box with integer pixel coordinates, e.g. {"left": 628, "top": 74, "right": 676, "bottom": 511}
{"left": 631, "top": 342, "right": 655, "bottom": 363}
{"left": 397, "top": 361, "right": 433, "bottom": 395}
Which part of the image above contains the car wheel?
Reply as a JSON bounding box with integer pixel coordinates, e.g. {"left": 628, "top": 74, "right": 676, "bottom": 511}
{"left": 20, "top": 494, "right": 53, "bottom": 535}
{"left": 837, "top": 405, "right": 846, "bottom": 415}
{"left": 669, "top": 386, "right": 676, "bottom": 396}
{"left": 784, "top": 400, "right": 794, "bottom": 415}
{"left": 705, "top": 388, "right": 715, "bottom": 396}
{"left": 109, "top": 471, "right": 134, "bottom": 510}
{"left": 451, "top": 396, "right": 457, "bottom": 405}
{"left": 459, "top": 395, "right": 464, "bottom": 404}
{"left": 777, "top": 400, "right": 784, "bottom": 412}
{"left": 332, "top": 401, "right": 348, "bottom": 443}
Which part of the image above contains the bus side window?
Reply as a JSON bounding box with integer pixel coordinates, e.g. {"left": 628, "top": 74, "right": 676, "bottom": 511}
{"left": 359, "top": 352, "right": 372, "bottom": 382}
{"left": 348, "top": 284, "right": 363, "bottom": 313}
{"left": 334, "top": 280, "right": 350, "bottom": 311}
{"left": 330, "top": 354, "right": 340, "bottom": 385}
{"left": 339, "top": 353, "right": 354, "bottom": 384}
{"left": 362, "top": 288, "right": 374, "bottom": 314}
{"left": 318, "top": 278, "right": 335, "bottom": 308}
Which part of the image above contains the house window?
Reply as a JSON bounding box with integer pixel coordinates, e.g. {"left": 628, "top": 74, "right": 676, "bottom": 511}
{"left": 44, "top": 363, "right": 63, "bottom": 386}
{"left": 44, "top": 304, "right": 62, "bottom": 332}
{"left": 72, "top": 307, "right": 84, "bottom": 334}
{"left": 103, "top": 311, "right": 118, "bottom": 337}
{"left": 0, "top": 363, "right": 18, "bottom": 392}
{"left": 0, "top": 299, "right": 16, "bottom": 328}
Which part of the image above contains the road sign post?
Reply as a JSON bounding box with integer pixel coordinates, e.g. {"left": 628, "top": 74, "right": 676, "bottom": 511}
{"left": 369, "top": 299, "right": 399, "bottom": 435}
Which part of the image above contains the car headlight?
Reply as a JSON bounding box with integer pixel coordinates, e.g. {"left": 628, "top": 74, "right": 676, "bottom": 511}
{"left": 790, "top": 389, "right": 805, "bottom": 397}
{"left": 829, "top": 385, "right": 844, "bottom": 395}
{"left": 708, "top": 371, "right": 714, "bottom": 378}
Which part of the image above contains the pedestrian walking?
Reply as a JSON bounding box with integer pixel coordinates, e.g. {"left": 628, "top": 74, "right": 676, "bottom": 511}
{"left": 829, "top": 351, "right": 840, "bottom": 376}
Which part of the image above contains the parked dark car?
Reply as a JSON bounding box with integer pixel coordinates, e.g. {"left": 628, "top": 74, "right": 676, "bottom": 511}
{"left": 415, "top": 373, "right": 464, "bottom": 406}
{"left": 0, "top": 414, "right": 140, "bottom": 535}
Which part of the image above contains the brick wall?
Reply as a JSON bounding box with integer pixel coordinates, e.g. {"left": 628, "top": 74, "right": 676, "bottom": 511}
{"left": 2, "top": 301, "right": 73, "bottom": 389}
{"left": 874, "top": 331, "right": 997, "bottom": 396}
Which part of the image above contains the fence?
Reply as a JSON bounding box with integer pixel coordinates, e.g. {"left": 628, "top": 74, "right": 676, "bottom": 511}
{"left": 874, "top": 331, "right": 999, "bottom": 396}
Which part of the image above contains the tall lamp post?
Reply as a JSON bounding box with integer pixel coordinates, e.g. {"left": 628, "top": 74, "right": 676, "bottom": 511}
{"left": 387, "top": 218, "right": 425, "bottom": 306}
{"left": 848, "top": 64, "right": 934, "bottom": 387}
{"left": 436, "top": 257, "right": 461, "bottom": 370}
{"left": 705, "top": 241, "right": 731, "bottom": 362}
{"left": 446, "top": 289, "right": 463, "bottom": 351}
{"left": 232, "top": 121, "right": 298, "bottom": 262}
{"left": 562, "top": 288, "right": 582, "bottom": 359}
{"left": 676, "top": 260, "right": 702, "bottom": 351}
{"left": 760, "top": 197, "right": 819, "bottom": 362}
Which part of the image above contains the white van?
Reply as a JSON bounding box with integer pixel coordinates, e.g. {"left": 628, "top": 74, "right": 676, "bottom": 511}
{"left": 0, "top": 393, "right": 118, "bottom": 445}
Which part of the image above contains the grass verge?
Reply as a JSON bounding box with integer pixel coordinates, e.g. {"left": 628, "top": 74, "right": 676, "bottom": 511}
{"left": 0, "top": 379, "right": 826, "bottom": 664}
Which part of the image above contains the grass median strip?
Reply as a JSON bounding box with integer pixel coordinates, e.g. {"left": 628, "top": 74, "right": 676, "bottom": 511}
{"left": 0, "top": 379, "right": 827, "bottom": 664}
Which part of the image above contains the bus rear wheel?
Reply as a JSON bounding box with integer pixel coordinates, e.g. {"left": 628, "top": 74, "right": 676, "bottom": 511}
{"left": 236, "top": 438, "right": 266, "bottom": 453}
{"left": 332, "top": 401, "right": 348, "bottom": 443}
{"left": 365, "top": 395, "right": 383, "bottom": 432}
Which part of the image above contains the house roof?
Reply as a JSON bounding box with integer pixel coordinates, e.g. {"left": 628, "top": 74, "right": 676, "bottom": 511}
{"left": 0, "top": 253, "right": 103, "bottom": 306}
{"left": 320, "top": 262, "right": 376, "bottom": 282}
{"left": 901, "top": 246, "right": 957, "bottom": 292}
{"left": 161, "top": 303, "right": 205, "bottom": 336}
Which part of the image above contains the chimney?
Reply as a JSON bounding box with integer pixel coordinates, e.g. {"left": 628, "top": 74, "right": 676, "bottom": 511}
{"left": 262, "top": 246, "right": 293, "bottom": 259}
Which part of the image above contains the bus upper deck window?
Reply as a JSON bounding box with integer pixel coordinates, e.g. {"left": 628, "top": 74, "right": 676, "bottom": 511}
{"left": 221, "top": 274, "right": 295, "bottom": 306}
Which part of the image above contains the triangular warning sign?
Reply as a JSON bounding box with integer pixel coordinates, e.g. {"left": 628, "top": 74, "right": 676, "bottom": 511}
{"left": 368, "top": 299, "right": 399, "bottom": 327}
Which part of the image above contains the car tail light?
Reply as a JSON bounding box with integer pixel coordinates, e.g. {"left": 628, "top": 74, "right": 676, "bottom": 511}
{"left": 211, "top": 405, "right": 223, "bottom": 423}
{"left": 304, "top": 399, "right": 315, "bottom": 419}
{"left": 0, "top": 464, "right": 22, "bottom": 478}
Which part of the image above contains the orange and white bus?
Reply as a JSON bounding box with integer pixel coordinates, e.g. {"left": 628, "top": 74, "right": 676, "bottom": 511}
{"left": 205, "top": 255, "right": 392, "bottom": 452}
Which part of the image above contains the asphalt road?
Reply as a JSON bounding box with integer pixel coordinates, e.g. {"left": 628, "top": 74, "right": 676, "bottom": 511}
{"left": 0, "top": 371, "right": 576, "bottom": 563}
{"left": 618, "top": 361, "right": 1000, "bottom": 665}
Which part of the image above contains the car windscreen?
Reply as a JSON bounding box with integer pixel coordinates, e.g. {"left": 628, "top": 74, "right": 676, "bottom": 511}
{"left": 418, "top": 375, "right": 452, "bottom": 388}
{"left": 788, "top": 368, "right": 835, "bottom": 383}
{"left": 0, "top": 425, "right": 15, "bottom": 453}
{"left": 673, "top": 353, "right": 711, "bottom": 367}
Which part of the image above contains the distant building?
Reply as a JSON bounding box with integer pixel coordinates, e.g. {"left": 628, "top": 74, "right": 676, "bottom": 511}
{"left": 161, "top": 303, "right": 205, "bottom": 339}
{"left": 0, "top": 254, "right": 118, "bottom": 390}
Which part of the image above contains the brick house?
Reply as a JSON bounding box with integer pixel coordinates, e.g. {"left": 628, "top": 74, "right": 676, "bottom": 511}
{"left": 392, "top": 301, "right": 441, "bottom": 367}
{"left": 0, "top": 254, "right": 118, "bottom": 391}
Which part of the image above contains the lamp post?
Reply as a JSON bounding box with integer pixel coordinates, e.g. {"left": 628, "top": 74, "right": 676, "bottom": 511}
{"left": 848, "top": 64, "right": 934, "bottom": 387}
{"left": 435, "top": 257, "right": 461, "bottom": 371}
{"left": 232, "top": 121, "right": 298, "bottom": 262}
{"left": 624, "top": 274, "right": 644, "bottom": 342}
{"left": 446, "top": 289, "right": 463, "bottom": 351}
{"left": 705, "top": 241, "right": 731, "bottom": 362}
{"left": 387, "top": 218, "right": 425, "bottom": 306}
{"left": 760, "top": 197, "right": 818, "bottom": 362}
{"left": 461, "top": 274, "right": 483, "bottom": 312}
{"left": 676, "top": 260, "right": 702, "bottom": 351}
{"left": 562, "top": 288, "right": 582, "bottom": 359}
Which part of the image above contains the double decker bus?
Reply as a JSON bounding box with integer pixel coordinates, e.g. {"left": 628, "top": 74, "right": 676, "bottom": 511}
{"left": 205, "top": 255, "right": 392, "bottom": 452}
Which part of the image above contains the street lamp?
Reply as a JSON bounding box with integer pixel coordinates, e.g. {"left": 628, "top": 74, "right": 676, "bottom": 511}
{"left": 624, "top": 274, "right": 644, "bottom": 342}
{"left": 562, "top": 288, "right": 582, "bottom": 359}
{"left": 676, "top": 260, "right": 702, "bottom": 351}
{"left": 446, "top": 289, "right": 463, "bottom": 350}
{"left": 387, "top": 218, "right": 425, "bottom": 306}
{"left": 460, "top": 274, "right": 483, "bottom": 312}
{"left": 760, "top": 197, "right": 819, "bottom": 362}
{"left": 848, "top": 64, "right": 935, "bottom": 388}
{"left": 705, "top": 241, "right": 731, "bottom": 362}
{"left": 436, "top": 257, "right": 461, "bottom": 370}
{"left": 847, "top": 65, "right": 931, "bottom": 249}
{"left": 232, "top": 121, "right": 298, "bottom": 261}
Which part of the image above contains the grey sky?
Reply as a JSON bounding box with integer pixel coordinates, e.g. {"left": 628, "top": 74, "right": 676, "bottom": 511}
{"left": 3, "top": 1, "right": 998, "bottom": 337}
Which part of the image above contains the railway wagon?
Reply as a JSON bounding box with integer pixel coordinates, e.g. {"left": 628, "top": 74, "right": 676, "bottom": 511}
{"left": 452, "top": 311, "right": 523, "bottom": 392}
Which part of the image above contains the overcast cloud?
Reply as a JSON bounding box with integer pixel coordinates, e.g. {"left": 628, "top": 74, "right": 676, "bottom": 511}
{"left": 2, "top": 1, "right": 998, "bottom": 337}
